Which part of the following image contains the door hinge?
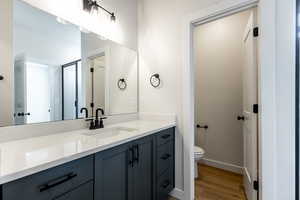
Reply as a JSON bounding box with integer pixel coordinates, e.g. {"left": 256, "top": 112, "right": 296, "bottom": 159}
{"left": 253, "top": 27, "right": 259, "bottom": 37}
{"left": 90, "top": 67, "right": 94, "bottom": 73}
{"left": 253, "top": 180, "right": 259, "bottom": 191}
{"left": 253, "top": 104, "right": 259, "bottom": 114}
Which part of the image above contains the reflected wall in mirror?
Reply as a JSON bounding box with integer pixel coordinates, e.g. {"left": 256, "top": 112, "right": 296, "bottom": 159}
{"left": 0, "top": 0, "right": 138, "bottom": 127}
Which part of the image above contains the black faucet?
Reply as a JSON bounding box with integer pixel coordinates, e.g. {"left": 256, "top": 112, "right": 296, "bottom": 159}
{"left": 85, "top": 108, "right": 107, "bottom": 130}
{"left": 80, "top": 107, "right": 89, "bottom": 118}
{"left": 86, "top": 118, "right": 96, "bottom": 130}
{"left": 95, "top": 108, "right": 107, "bottom": 129}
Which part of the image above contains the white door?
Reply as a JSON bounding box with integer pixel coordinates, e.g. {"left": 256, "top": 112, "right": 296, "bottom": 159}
{"left": 92, "top": 56, "right": 106, "bottom": 110}
{"left": 63, "top": 64, "right": 77, "bottom": 120}
{"left": 26, "top": 62, "right": 51, "bottom": 123}
{"left": 14, "top": 59, "right": 27, "bottom": 125}
{"left": 242, "top": 11, "right": 258, "bottom": 200}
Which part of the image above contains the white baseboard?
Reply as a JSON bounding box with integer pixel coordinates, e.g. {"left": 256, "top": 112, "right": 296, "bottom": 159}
{"left": 170, "top": 188, "right": 184, "bottom": 200}
{"left": 243, "top": 167, "right": 251, "bottom": 184}
{"left": 200, "top": 158, "right": 243, "bottom": 174}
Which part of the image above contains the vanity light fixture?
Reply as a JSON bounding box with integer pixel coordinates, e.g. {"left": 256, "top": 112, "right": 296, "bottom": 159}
{"left": 83, "top": 0, "right": 116, "bottom": 22}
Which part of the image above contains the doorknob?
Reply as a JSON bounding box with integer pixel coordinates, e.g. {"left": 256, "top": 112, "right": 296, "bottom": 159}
{"left": 196, "top": 124, "right": 208, "bottom": 129}
{"left": 237, "top": 116, "right": 245, "bottom": 121}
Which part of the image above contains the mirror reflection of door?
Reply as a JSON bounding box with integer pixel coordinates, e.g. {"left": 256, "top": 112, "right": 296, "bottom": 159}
{"left": 14, "top": 59, "right": 51, "bottom": 125}
{"left": 14, "top": 59, "right": 26, "bottom": 125}
{"left": 62, "top": 60, "right": 83, "bottom": 120}
{"left": 91, "top": 55, "right": 106, "bottom": 114}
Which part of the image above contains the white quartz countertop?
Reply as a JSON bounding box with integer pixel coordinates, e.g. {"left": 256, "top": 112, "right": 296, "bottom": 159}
{"left": 0, "top": 119, "right": 175, "bottom": 185}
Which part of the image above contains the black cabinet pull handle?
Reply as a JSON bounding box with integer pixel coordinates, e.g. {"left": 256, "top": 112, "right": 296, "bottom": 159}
{"left": 161, "top": 180, "right": 170, "bottom": 188}
{"left": 129, "top": 147, "right": 134, "bottom": 167}
{"left": 160, "top": 154, "right": 171, "bottom": 160}
{"left": 161, "top": 134, "right": 171, "bottom": 139}
{"left": 133, "top": 145, "right": 139, "bottom": 164}
{"left": 39, "top": 172, "right": 77, "bottom": 192}
{"left": 0, "top": 75, "right": 4, "bottom": 80}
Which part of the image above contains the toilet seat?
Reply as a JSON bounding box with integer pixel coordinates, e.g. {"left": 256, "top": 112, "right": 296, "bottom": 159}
{"left": 194, "top": 146, "right": 205, "bottom": 161}
{"left": 194, "top": 146, "right": 205, "bottom": 156}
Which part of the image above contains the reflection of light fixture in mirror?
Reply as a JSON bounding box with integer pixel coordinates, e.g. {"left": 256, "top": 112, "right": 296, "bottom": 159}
{"left": 79, "top": 27, "right": 90, "bottom": 34}
{"left": 56, "top": 17, "right": 68, "bottom": 25}
{"left": 83, "top": 0, "right": 116, "bottom": 22}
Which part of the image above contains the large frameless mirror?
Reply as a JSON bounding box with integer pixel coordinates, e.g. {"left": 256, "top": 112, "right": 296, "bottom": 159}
{"left": 0, "top": 0, "right": 138, "bottom": 127}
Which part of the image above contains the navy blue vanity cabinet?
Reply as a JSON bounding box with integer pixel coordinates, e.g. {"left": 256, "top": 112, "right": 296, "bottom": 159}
{"left": 129, "top": 136, "right": 155, "bottom": 200}
{"left": 53, "top": 181, "right": 93, "bottom": 200}
{"left": 94, "top": 135, "right": 155, "bottom": 200}
{"left": 2, "top": 155, "right": 94, "bottom": 200}
{"left": 94, "top": 128, "right": 175, "bottom": 200}
{"left": 94, "top": 143, "right": 130, "bottom": 200}
{"left": 155, "top": 128, "right": 175, "bottom": 200}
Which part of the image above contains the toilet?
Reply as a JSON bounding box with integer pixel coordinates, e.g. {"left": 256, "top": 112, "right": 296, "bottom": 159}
{"left": 194, "top": 146, "right": 205, "bottom": 178}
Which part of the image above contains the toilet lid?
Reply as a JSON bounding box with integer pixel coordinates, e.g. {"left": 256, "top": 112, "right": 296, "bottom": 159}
{"left": 194, "top": 146, "right": 205, "bottom": 155}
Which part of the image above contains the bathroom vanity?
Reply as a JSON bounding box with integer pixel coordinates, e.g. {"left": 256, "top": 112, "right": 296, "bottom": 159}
{"left": 0, "top": 121, "right": 175, "bottom": 200}
{"left": 0, "top": 1, "right": 176, "bottom": 199}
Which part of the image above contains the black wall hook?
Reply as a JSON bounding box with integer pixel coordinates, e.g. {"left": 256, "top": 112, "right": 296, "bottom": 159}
{"left": 150, "top": 73, "right": 161, "bottom": 88}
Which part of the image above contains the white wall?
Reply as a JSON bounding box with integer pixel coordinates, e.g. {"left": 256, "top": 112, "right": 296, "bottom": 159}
{"left": 138, "top": 0, "right": 229, "bottom": 192}
{"left": 194, "top": 10, "right": 250, "bottom": 170}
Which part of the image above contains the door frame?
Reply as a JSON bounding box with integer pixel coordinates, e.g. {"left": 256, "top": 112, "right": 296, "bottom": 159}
{"left": 181, "top": 0, "right": 295, "bottom": 199}
{"left": 84, "top": 47, "right": 110, "bottom": 116}
{"left": 61, "top": 59, "right": 81, "bottom": 120}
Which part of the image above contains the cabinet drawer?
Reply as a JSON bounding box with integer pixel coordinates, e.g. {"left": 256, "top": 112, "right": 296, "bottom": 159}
{"left": 157, "top": 169, "right": 174, "bottom": 200}
{"left": 3, "top": 155, "right": 93, "bottom": 200}
{"left": 157, "top": 141, "right": 174, "bottom": 176}
{"left": 156, "top": 128, "right": 174, "bottom": 147}
{"left": 53, "top": 181, "right": 93, "bottom": 200}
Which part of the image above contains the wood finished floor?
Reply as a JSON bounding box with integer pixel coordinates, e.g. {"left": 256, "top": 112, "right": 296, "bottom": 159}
{"left": 169, "top": 164, "right": 247, "bottom": 200}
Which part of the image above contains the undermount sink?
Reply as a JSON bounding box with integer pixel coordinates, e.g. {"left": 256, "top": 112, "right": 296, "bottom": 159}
{"left": 82, "top": 127, "right": 138, "bottom": 139}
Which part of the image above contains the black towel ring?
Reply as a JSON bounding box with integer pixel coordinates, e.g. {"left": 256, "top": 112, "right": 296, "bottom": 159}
{"left": 150, "top": 74, "right": 160, "bottom": 88}
{"left": 118, "top": 78, "right": 127, "bottom": 90}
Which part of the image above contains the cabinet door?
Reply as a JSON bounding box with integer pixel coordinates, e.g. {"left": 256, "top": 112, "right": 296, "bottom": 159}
{"left": 94, "top": 143, "right": 130, "bottom": 200}
{"left": 53, "top": 181, "right": 93, "bottom": 200}
{"left": 131, "top": 136, "right": 154, "bottom": 200}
